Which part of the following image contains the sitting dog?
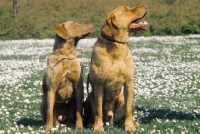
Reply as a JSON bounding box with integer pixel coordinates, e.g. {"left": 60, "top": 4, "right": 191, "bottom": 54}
{"left": 86, "top": 4, "right": 148, "bottom": 132}
{"left": 40, "top": 21, "right": 93, "bottom": 132}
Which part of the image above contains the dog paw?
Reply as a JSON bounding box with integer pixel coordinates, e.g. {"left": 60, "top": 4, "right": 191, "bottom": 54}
{"left": 76, "top": 125, "right": 83, "bottom": 130}
{"left": 45, "top": 124, "right": 53, "bottom": 133}
{"left": 94, "top": 126, "right": 104, "bottom": 132}
{"left": 75, "top": 123, "right": 83, "bottom": 130}
{"left": 93, "top": 123, "right": 104, "bottom": 132}
{"left": 125, "top": 120, "right": 137, "bottom": 132}
{"left": 125, "top": 124, "right": 136, "bottom": 132}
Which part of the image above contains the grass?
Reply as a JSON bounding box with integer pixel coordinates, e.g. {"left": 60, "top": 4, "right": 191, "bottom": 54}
{"left": 1, "top": 0, "right": 200, "bottom": 39}
{"left": 0, "top": 35, "right": 200, "bottom": 133}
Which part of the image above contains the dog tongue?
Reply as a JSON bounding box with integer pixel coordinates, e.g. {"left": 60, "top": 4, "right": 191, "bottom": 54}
{"left": 129, "top": 21, "right": 148, "bottom": 30}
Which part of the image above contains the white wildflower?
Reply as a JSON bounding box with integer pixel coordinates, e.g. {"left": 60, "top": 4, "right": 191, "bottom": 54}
{"left": 20, "top": 124, "right": 24, "bottom": 128}
{"left": 106, "top": 122, "right": 110, "bottom": 125}
{"left": 156, "top": 118, "right": 162, "bottom": 123}
{"left": 10, "top": 127, "right": 16, "bottom": 131}
{"left": 28, "top": 126, "right": 32, "bottom": 131}
{"left": 1, "top": 106, "right": 6, "bottom": 109}
{"left": 24, "top": 99, "right": 30, "bottom": 103}
{"left": 51, "top": 127, "right": 58, "bottom": 132}
{"left": 150, "top": 129, "right": 156, "bottom": 134}
{"left": 7, "top": 130, "right": 10, "bottom": 133}
{"left": 172, "top": 119, "right": 176, "bottom": 122}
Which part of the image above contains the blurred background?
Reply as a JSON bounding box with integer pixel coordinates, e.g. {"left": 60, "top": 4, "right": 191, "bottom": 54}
{"left": 0, "top": 0, "right": 200, "bottom": 40}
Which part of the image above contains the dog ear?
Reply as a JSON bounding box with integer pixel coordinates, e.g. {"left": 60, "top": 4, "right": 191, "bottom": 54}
{"left": 56, "top": 23, "right": 69, "bottom": 39}
{"left": 101, "top": 13, "right": 119, "bottom": 37}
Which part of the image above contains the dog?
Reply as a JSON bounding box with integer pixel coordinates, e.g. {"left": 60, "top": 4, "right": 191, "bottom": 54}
{"left": 87, "top": 4, "right": 148, "bottom": 131}
{"left": 40, "top": 21, "right": 93, "bottom": 132}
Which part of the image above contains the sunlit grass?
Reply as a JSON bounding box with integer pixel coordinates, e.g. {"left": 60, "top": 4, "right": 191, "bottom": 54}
{"left": 0, "top": 35, "right": 199, "bottom": 133}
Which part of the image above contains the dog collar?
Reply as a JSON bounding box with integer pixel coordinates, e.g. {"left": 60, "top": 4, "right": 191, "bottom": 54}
{"left": 101, "top": 33, "right": 127, "bottom": 44}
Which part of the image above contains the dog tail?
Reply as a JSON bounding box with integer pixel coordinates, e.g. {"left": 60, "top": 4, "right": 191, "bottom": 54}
{"left": 86, "top": 73, "right": 90, "bottom": 95}
{"left": 81, "top": 63, "right": 84, "bottom": 104}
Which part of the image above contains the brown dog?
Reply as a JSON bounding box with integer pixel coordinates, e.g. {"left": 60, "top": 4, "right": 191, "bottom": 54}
{"left": 40, "top": 21, "right": 93, "bottom": 132}
{"left": 87, "top": 4, "right": 148, "bottom": 131}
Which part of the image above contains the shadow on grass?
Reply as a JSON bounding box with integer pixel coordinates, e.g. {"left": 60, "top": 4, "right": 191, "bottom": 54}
{"left": 16, "top": 118, "right": 43, "bottom": 127}
{"left": 135, "top": 105, "right": 200, "bottom": 123}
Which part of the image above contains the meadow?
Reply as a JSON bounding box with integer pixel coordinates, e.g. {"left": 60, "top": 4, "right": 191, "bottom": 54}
{"left": 0, "top": 35, "right": 199, "bottom": 133}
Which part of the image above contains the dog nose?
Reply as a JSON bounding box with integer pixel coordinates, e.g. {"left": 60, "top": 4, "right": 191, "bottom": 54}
{"left": 89, "top": 25, "right": 94, "bottom": 29}
{"left": 143, "top": 4, "right": 148, "bottom": 9}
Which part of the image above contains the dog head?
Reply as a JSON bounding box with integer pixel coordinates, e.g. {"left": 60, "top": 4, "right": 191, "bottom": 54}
{"left": 53, "top": 21, "right": 93, "bottom": 54}
{"left": 101, "top": 4, "right": 148, "bottom": 43}
{"left": 56, "top": 21, "right": 93, "bottom": 40}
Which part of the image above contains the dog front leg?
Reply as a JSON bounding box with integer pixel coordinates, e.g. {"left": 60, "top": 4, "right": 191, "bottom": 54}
{"left": 75, "top": 81, "right": 83, "bottom": 130}
{"left": 93, "top": 84, "right": 104, "bottom": 131}
{"left": 74, "top": 73, "right": 84, "bottom": 130}
{"left": 45, "top": 89, "right": 55, "bottom": 132}
{"left": 124, "top": 81, "right": 136, "bottom": 132}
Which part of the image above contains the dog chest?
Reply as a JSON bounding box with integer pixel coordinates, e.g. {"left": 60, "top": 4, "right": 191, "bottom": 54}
{"left": 106, "top": 59, "right": 134, "bottom": 78}
{"left": 55, "top": 80, "right": 74, "bottom": 103}
{"left": 104, "top": 80, "right": 124, "bottom": 101}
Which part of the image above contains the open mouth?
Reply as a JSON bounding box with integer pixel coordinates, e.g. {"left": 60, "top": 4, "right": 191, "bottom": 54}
{"left": 129, "top": 14, "right": 149, "bottom": 30}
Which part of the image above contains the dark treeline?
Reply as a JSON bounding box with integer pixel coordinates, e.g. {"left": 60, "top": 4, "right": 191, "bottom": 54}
{"left": 0, "top": 0, "right": 199, "bottom": 40}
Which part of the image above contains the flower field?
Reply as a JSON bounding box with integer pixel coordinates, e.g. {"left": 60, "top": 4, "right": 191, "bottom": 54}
{"left": 0, "top": 35, "right": 199, "bottom": 133}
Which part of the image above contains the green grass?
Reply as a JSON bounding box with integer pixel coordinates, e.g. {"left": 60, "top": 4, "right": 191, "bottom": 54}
{"left": 0, "top": 0, "right": 200, "bottom": 39}
{"left": 0, "top": 35, "right": 199, "bottom": 133}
